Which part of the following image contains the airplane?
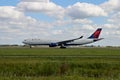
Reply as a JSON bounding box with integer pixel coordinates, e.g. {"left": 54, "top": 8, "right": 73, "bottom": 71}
{"left": 22, "top": 28, "right": 104, "bottom": 48}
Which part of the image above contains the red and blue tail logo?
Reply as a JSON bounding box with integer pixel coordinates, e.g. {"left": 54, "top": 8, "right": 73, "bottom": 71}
{"left": 88, "top": 28, "right": 102, "bottom": 39}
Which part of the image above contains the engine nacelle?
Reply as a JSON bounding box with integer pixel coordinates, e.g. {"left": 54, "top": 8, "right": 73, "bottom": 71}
{"left": 49, "top": 43, "right": 58, "bottom": 47}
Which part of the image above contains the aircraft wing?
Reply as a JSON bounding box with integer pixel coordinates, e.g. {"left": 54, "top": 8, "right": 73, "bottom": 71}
{"left": 57, "top": 36, "right": 83, "bottom": 45}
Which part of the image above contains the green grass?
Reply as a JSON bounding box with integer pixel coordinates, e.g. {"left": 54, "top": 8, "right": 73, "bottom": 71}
{"left": 0, "top": 47, "right": 120, "bottom": 80}
{"left": 0, "top": 47, "right": 120, "bottom": 55}
{"left": 0, "top": 76, "right": 118, "bottom": 80}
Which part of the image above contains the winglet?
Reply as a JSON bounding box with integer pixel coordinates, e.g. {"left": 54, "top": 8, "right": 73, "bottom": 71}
{"left": 88, "top": 28, "right": 102, "bottom": 39}
{"left": 79, "top": 36, "right": 83, "bottom": 39}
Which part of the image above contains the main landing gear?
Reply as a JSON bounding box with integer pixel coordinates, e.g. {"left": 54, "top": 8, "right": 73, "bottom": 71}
{"left": 30, "top": 45, "right": 32, "bottom": 48}
{"left": 60, "top": 44, "right": 66, "bottom": 49}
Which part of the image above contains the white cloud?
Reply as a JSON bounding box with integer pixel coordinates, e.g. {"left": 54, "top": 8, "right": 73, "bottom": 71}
{"left": 113, "top": 31, "right": 120, "bottom": 35}
{"left": 0, "top": 6, "right": 24, "bottom": 20}
{"left": 82, "top": 25, "right": 95, "bottom": 30}
{"left": 102, "top": 23, "right": 120, "bottom": 38}
{"left": 66, "top": 2, "right": 107, "bottom": 19}
{"left": 108, "top": 12, "right": 120, "bottom": 23}
{"left": 52, "top": 30, "right": 62, "bottom": 35}
{"left": 72, "top": 19, "right": 93, "bottom": 24}
{"left": 103, "top": 24, "right": 115, "bottom": 29}
{"left": 104, "top": 24, "right": 119, "bottom": 30}
{"left": 0, "top": 6, "right": 55, "bottom": 43}
{"left": 100, "top": 0, "right": 120, "bottom": 13}
{"left": 104, "top": 12, "right": 120, "bottom": 33}
{"left": 0, "top": 6, "right": 37, "bottom": 29}
{"left": 17, "top": 1, "right": 65, "bottom": 19}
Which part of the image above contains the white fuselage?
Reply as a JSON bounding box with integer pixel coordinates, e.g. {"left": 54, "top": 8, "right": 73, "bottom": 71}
{"left": 23, "top": 38, "right": 96, "bottom": 46}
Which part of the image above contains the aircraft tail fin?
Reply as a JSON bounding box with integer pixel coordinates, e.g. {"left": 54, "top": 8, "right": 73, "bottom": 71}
{"left": 88, "top": 28, "right": 102, "bottom": 39}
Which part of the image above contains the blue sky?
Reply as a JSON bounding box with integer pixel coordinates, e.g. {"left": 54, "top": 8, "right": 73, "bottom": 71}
{"left": 0, "top": 0, "right": 107, "bottom": 6}
{"left": 0, "top": 0, "right": 19, "bottom": 6}
{"left": 0, "top": 0, "right": 120, "bottom": 46}
{"left": 52, "top": 0, "right": 107, "bottom": 6}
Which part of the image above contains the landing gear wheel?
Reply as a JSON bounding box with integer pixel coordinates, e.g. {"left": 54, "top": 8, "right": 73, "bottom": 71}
{"left": 30, "top": 45, "right": 32, "bottom": 48}
{"left": 60, "top": 46, "right": 66, "bottom": 49}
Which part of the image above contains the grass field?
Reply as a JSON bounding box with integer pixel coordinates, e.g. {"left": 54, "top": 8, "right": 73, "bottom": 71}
{"left": 0, "top": 47, "right": 120, "bottom": 80}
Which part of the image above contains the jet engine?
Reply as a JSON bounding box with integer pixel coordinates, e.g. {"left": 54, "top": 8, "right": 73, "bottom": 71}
{"left": 49, "top": 43, "right": 58, "bottom": 47}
